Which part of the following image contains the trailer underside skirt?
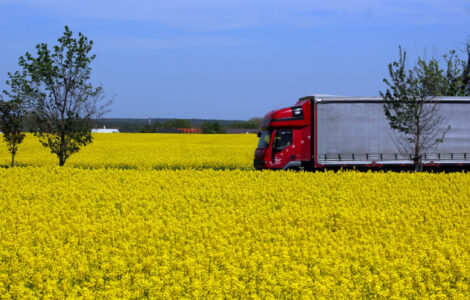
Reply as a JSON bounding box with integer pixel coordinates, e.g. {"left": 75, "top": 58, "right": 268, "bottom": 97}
{"left": 317, "top": 160, "right": 470, "bottom": 166}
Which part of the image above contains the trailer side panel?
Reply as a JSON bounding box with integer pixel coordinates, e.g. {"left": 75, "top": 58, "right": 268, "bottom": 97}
{"left": 316, "top": 101, "right": 470, "bottom": 165}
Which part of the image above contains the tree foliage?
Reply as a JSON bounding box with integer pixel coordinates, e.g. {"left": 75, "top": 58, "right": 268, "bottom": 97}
{"left": 12, "top": 26, "right": 111, "bottom": 166}
{"left": 380, "top": 46, "right": 469, "bottom": 171}
{"left": 139, "top": 119, "right": 193, "bottom": 133}
{"left": 201, "top": 121, "right": 226, "bottom": 134}
{"left": 462, "top": 38, "right": 470, "bottom": 94}
{"left": 0, "top": 98, "right": 26, "bottom": 167}
{"left": 0, "top": 70, "right": 29, "bottom": 167}
{"left": 229, "top": 117, "right": 262, "bottom": 129}
{"left": 161, "top": 119, "right": 193, "bottom": 130}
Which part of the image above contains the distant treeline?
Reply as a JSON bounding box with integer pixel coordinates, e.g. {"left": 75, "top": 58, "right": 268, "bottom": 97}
{"left": 92, "top": 117, "right": 262, "bottom": 133}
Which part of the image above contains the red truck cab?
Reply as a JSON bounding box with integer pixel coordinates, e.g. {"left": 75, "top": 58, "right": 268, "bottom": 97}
{"left": 254, "top": 98, "right": 313, "bottom": 170}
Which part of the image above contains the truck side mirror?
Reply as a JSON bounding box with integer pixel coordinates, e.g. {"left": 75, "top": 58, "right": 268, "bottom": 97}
{"left": 257, "top": 132, "right": 261, "bottom": 137}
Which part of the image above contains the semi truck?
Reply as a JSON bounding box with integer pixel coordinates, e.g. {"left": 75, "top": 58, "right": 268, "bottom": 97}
{"left": 254, "top": 95, "right": 470, "bottom": 171}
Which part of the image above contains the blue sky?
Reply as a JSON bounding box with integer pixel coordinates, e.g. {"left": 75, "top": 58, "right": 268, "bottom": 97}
{"left": 1, "top": 0, "right": 469, "bottom": 120}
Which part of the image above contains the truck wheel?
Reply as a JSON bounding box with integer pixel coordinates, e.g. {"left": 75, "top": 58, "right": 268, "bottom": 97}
{"left": 286, "top": 167, "right": 302, "bottom": 172}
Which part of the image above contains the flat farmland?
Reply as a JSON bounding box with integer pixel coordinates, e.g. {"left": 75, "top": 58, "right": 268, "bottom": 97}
{"left": 0, "top": 134, "right": 258, "bottom": 170}
{"left": 0, "top": 134, "right": 469, "bottom": 298}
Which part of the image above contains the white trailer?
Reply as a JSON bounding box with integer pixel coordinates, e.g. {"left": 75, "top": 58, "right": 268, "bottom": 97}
{"left": 314, "top": 96, "right": 470, "bottom": 167}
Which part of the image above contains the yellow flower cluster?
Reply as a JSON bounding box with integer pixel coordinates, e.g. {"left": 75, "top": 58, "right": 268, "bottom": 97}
{"left": 0, "top": 133, "right": 258, "bottom": 170}
{"left": 0, "top": 167, "right": 469, "bottom": 298}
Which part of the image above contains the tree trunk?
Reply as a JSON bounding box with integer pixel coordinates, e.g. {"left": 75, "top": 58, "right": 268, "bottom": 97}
{"left": 414, "top": 156, "right": 419, "bottom": 172}
{"left": 59, "top": 132, "right": 66, "bottom": 166}
{"left": 415, "top": 119, "right": 422, "bottom": 172}
{"left": 11, "top": 153, "right": 15, "bottom": 168}
{"left": 414, "top": 142, "right": 423, "bottom": 172}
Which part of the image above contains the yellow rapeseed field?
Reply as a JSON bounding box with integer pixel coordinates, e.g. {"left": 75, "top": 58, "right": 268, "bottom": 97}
{"left": 0, "top": 134, "right": 258, "bottom": 170}
{"left": 0, "top": 134, "right": 469, "bottom": 298}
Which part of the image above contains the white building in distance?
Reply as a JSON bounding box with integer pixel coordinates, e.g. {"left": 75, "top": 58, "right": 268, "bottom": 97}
{"left": 92, "top": 125, "right": 119, "bottom": 133}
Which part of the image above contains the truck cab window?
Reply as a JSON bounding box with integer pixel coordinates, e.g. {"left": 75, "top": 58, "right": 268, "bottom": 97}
{"left": 257, "top": 130, "right": 272, "bottom": 149}
{"left": 273, "top": 129, "right": 292, "bottom": 153}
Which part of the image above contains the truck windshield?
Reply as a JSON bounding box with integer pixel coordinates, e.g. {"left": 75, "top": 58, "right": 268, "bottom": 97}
{"left": 257, "top": 130, "right": 272, "bottom": 149}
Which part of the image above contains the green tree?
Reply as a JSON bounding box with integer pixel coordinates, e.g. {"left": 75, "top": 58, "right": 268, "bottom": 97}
{"left": 0, "top": 98, "right": 26, "bottom": 167}
{"left": 380, "top": 46, "right": 469, "bottom": 171}
{"left": 460, "top": 38, "right": 470, "bottom": 94}
{"left": 139, "top": 121, "right": 162, "bottom": 133}
{"left": 1, "top": 70, "right": 29, "bottom": 167}
{"left": 162, "top": 119, "right": 192, "bottom": 129}
{"left": 229, "top": 117, "right": 262, "bottom": 129}
{"left": 11, "top": 26, "right": 111, "bottom": 166}
{"left": 201, "top": 121, "right": 225, "bottom": 134}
